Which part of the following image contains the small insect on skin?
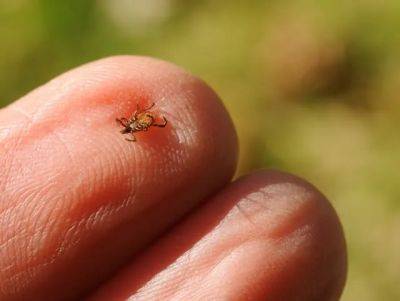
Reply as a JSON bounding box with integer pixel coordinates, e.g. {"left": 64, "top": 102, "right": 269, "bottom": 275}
{"left": 116, "top": 102, "right": 167, "bottom": 142}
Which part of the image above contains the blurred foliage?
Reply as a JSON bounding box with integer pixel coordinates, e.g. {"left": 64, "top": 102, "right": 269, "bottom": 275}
{"left": 1, "top": 1, "right": 400, "bottom": 300}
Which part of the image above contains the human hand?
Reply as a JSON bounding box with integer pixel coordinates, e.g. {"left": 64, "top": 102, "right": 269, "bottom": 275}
{"left": 0, "top": 56, "right": 346, "bottom": 301}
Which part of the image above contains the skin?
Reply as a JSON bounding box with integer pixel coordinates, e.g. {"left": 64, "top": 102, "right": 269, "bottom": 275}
{"left": 0, "top": 56, "right": 347, "bottom": 301}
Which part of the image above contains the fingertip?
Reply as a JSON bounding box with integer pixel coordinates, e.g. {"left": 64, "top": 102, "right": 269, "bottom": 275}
{"left": 0, "top": 55, "right": 238, "bottom": 300}
{"left": 90, "top": 169, "right": 347, "bottom": 301}
{"left": 229, "top": 170, "right": 348, "bottom": 300}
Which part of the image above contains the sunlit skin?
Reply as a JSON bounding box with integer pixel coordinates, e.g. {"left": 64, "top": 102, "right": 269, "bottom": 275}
{"left": 0, "top": 56, "right": 347, "bottom": 301}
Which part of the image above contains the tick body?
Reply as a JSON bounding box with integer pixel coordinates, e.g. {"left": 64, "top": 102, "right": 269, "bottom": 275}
{"left": 116, "top": 103, "right": 167, "bottom": 141}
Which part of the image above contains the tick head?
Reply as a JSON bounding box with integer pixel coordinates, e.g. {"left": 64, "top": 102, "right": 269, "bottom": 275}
{"left": 120, "top": 125, "right": 131, "bottom": 134}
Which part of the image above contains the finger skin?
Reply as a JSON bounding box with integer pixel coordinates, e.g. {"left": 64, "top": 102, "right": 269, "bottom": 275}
{"left": 90, "top": 170, "right": 347, "bottom": 301}
{"left": 0, "top": 56, "right": 238, "bottom": 300}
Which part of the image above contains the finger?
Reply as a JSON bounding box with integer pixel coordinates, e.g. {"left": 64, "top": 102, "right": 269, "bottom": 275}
{"left": 0, "top": 56, "right": 238, "bottom": 301}
{"left": 90, "top": 170, "right": 347, "bottom": 301}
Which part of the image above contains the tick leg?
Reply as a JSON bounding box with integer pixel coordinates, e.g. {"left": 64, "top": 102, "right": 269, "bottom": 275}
{"left": 116, "top": 118, "right": 129, "bottom": 127}
{"left": 143, "top": 102, "right": 155, "bottom": 112}
{"left": 133, "top": 103, "right": 140, "bottom": 118}
{"left": 153, "top": 116, "right": 168, "bottom": 127}
{"left": 125, "top": 133, "right": 136, "bottom": 142}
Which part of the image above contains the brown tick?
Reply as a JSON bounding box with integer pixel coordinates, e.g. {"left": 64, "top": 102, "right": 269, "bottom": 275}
{"left": 116, "top": 102, "right": 167, "bottom": 142}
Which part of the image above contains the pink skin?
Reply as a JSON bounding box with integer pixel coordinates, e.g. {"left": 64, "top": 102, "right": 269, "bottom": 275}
{"left": 0, "top": 56, "right": 346, "bottom": 301}
{"left": 90, "top": 171, "right": 346, "bottom": 301}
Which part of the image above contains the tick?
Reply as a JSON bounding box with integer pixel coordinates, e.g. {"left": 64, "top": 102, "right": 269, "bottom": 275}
{"left": 116, "top": 102, "right": 167, "bottom": 142}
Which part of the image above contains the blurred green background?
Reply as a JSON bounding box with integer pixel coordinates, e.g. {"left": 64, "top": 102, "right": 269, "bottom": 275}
{"left": 1, "top": 1, "right": 399, "bottom": 299}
